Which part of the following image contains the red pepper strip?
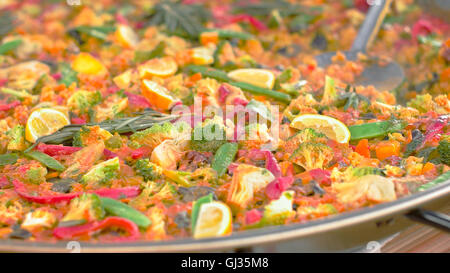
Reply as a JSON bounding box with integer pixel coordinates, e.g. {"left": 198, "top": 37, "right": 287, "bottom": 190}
{"left": 36, "top": 143, "right": 82, "bottom": 156}
{"left": 93, "top": 187, "right": 140, "bottom": 199}
{"left": 13, "top": 179, "right": 80, "bottom": 204}
{"left": 53, "top": 216, "right": 140, "bottom": 242}
{"left": 0, "top": 101, "right": 20, "bottom": 111}
{"left": 230, "top": 14, "right": 268, "bottom": 31}
{"left": 12, "top": 179, "right": 140, "bottom": 204}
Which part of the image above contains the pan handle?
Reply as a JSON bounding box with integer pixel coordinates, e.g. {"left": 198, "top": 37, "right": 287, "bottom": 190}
{"left": 406, "top": 208, "right": 450, "bottom": 233}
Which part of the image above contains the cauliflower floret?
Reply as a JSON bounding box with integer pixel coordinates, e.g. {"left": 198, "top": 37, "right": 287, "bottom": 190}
{"left": 227, "top": 164, "right": 275, "bottom": 209}
{"left": 150, "top": 139, "right": 185, "bottom": 170}
{"left": 333, "top": 175, "right": 396, "bottom": 204}
{"left": 61, "top": 193, "right": 104, "bottom": 223}
{"left": 21, "top": 208, "right": 56, "bottom": 231}
{"left": 252, "top": 190, "right": 296, "bottom": 226}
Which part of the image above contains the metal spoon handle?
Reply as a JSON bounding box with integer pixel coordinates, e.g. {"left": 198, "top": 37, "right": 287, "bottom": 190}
{"left": 351, "top": 0, "right": 393, "bottom": 52}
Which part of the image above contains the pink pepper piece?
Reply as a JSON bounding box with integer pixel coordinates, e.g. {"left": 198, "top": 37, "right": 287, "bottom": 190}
{"left": 412, "top": 19, "right": 434, "bottom": 40}
{"left": 265, "top": 180, "right": 282, "bottom": 200}
{"left": 265, "top": 176, "right": 294, "bottom": 200}
{"left": 115, "top": 13, "right": 129, "bottom": 25}
{"left": 422, "top": 116, "right": 447, "bottom": 148}
{"left": 0, "top": 79, "right": 7, "bottom": 87}
{"left": 263, "top": 150, "right": 282, "bottom": 178}
{"left": 245, "top": 209, "right": 263, "bottom": 225}
{"left": 125, "top": 92, "right": 151, "bottom": 108}
{"left": 218, "top": 84, "right": 231, "bottom": 104}
{"left": 232, "top": 97, "right": 249, "bottom": 106}
{"left": 309, "top": 169, "right": 331, "bottom": 186}
{"left": 0, "top": 176, "right": 9, "bottom": 188}
{"left": 51, "top": 73, "right": 62, "bottom": 81}
{"left": 103, "top": 149, "right": 117, "bottom": 160}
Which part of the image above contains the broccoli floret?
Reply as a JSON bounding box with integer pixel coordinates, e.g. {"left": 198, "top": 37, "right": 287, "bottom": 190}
{"left": 321, "top": 75, "right": 337, "bottom": 105}
{"left": 7, "top": 125, "right": 27, "bottom": 151}
{"left": 134, "top": 159, "right": 163, "bottom": 181}
{"left": 285, "top": 128, "right": 327, "bottom": 154}
{"left": 438, "top": 137, "right": 450, "bottom": 166}
{"left": 73, "top": 125, "right": 112, "bottom": 147}
{"left": 190, "top": 117, "right": 227, "bottom": 153}
{"left": 129, "top": 182, "right": 174, "bottom": 211}
{"left": 24, "top": 164, "right": 47, "bottom": 184}
{"left": 61, "top": 193, "right": 104, "bottom": 223}
{"left": 407, "top": 94, "right": 435, "bottom": 113}
{"left": 81, "top": 157, "right": 120, "bottom": 187}
{"left": 261, "top": 191, "right": 295, "bottom": 226}
{"left": 130, "top": 122, "right": 176, "bottom": 149}
{"left": 290, "top": 142, "right": 333, "bottom": 170}
{"left": 67, "top": 90, "right": 102, "bottom": 114}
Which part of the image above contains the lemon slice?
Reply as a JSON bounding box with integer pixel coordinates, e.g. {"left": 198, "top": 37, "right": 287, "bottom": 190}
{"left": 25, "top": 108, "right": 70, "bottom": 142}
{"left": 227, "top": 68, "right": 275, "bottom": 89}
{"left": 115, "top": 24, "right": 139, "bottom": 48}
{"left": 191, "top": 46, "right": 214, "bottom": 65}
{"left": 141, "top": 79, "right": 179, "bottom": 111}
{"left": 290, "top": 114, "right": 351, "bottom": 143}
{"left": 193, "top": 201, "right": 232, "bottom": 239}
{"left": 72, "top": 53, "right": 107, "bottom": 75}
{"left": 138, "top": 57, "right": 178, "bottom": 79}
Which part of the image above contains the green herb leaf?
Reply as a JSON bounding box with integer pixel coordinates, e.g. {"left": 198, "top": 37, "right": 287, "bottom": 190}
{"left": 191, "top": 193, "right": 214, "bottom": 231}
{"left": 0, "top": 39, "right": 22, "bottom": 55}
{"left": 70, "top": 25, "right": 116, "bottom": 41}
{"left": 25, "top": 151, "right": 65, "bottom": 171}
{"left": 134, "top": 41, "right": 166, "bottom": 63}
{"left": 212, "top": 143, "right": 238, "bottom": 177}
{"left": 246, "top": 99, "right": 273, "bottom": 121}
{"left": 0, "top": 153, "right": 18, "bottom": 166}
{"left": 59, "top": 63, "right": 78, "bottom": 87}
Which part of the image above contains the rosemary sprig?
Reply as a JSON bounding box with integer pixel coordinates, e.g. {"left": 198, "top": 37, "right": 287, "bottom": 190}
{"left": 147, "top": 1, "right": 210, "bottom": 38}
{"left": 25, "top": 110, "right": 179, "bottom": 151}
{"left": 233, "top": 0, "right": 321, "bottom": 17}
{"left": 0, "top": 12, "right": 16, "bottom": 37}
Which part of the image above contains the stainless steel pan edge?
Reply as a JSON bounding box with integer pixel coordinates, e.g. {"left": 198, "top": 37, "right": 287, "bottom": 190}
{"left": 1, "top": 181, "right": 449, "bottom": 253}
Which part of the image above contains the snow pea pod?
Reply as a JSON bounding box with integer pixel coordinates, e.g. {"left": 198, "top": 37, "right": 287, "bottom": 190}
{"left": 25, "top": 151, "right": 65, "bottom": 171}
{"left": 349, "top": 119, "right": 406, "bottom": 141}
{"left": 100, "top": 197, "right": 151, "bottom": 228}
